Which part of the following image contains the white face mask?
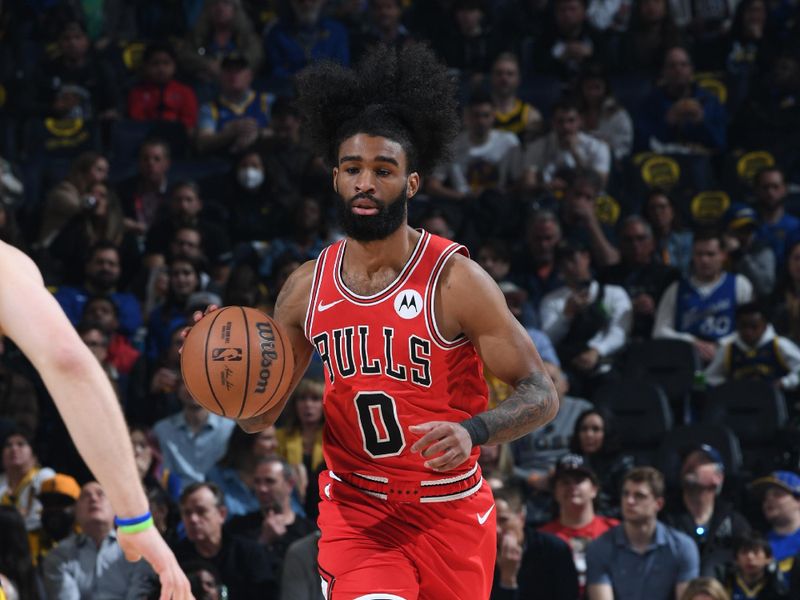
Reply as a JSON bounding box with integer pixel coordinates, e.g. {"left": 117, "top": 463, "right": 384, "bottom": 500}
{"left": 238, "top": 167, "right": 264, "bottom": 190}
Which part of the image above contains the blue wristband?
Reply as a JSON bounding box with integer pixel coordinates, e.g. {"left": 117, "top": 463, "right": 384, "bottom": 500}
{"left": 114, "top": 511, "right": 152, "bottom": 528}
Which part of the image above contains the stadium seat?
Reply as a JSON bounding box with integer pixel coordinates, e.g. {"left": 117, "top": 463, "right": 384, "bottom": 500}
{"left": 701, "top": 381, "right": 788, "bottom": 474}
{"left": 592, "top": 380, "right": 674, "bottom": 465}
{"left": 623, "top": 339, "right": 700, "bottom": 423}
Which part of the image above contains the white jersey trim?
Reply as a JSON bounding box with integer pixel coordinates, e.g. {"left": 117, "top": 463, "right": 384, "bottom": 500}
{"left": 419, "top": 478, "right": 483, "bottom": 503}
{"left": 304, "top": 246, "right": 331, "bottom": 341}
{"left": 420, "top": 463, "right": 478, "bottom": 487}
{"left": 332, "top": 230, "right": 430, "bottom": 304}
{"left": 424, "top": 242, "right": 471, "bottom": 351}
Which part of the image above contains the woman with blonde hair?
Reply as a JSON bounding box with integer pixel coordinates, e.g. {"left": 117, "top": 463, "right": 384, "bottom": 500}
{"left": 277, "top": 377, "right": 324, "bottom": 519}
{"left": 679, "top": 577, "right": 730, "bottom": 600}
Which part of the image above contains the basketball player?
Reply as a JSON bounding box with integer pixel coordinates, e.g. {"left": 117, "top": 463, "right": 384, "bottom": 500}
{"left": 195, "top": 44, "right": 559, "bottom": 599}
{"left": 0, "top": 241, "right": 190, "bottom": 599}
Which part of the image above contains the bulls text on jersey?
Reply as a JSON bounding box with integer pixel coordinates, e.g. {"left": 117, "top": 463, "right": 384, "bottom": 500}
{"left": 311, "top": 326, "right": 432, "bottom": 387}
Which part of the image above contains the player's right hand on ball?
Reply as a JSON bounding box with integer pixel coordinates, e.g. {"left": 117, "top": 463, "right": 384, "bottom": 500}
{"left": 179, "top": 304, "right": 220, "bottom": 351}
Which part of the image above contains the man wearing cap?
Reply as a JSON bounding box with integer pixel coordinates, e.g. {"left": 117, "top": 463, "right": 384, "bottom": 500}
{"left": 196, "top": 53, "right": 273, "bottom": 155}
{"left": 751, "top": 471, "right": 800, "bottom": 579}
{"left": 31, "top": 473, "right": 81, "bottom": 564}
{"left": 540, "top": 454, "right": 619, "bottom": 594}
{"left": 664, "top": 445, "right": 751, "bottom": 574}
{"left": 704, "top": 302, "right": 800, "bottom": 388}
{"left": 724, "top": 203, "right": 775, "bottom": 298}
{"left": 586, "top": 466, "right": 699, "bottom": 600}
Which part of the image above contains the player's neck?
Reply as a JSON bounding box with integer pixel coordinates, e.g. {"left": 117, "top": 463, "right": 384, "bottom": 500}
{"left": 345, "top": 226, "right": 419, "bottom": 279}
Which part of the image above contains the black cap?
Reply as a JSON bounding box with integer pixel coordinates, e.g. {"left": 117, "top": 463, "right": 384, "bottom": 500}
{"left": 553, "top": 454, "right": 598, "bottom": 484}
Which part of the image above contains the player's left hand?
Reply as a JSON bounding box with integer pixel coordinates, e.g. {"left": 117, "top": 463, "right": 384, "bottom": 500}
{"left": 118, "top": 527, "right": 193, "bottom": 599}
{"left": 409, "top": 422, "right": 472, "bottom": 471}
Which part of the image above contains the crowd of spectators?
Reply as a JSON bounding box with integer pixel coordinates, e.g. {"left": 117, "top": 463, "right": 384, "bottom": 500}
{"left": 0, "top": 0, "right": 799, "bottom": 598}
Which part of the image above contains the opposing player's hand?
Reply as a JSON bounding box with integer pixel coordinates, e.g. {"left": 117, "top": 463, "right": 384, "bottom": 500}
{"left": 409, "top": 422, "right": 472, "bottom": 472}
{"left": 118, "top": 527, "right": 193, "bottom": 600}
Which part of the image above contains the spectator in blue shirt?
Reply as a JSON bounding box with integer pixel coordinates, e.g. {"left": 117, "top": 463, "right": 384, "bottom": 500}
{"left": 196, "top": 53, "right": 273, "bottom": 155}
{"left": 586, "top": 466, "right": 700, "bottom": 600}
{"left": 264, "top": 0, "right": 350, "bottom": 94}
{"left": 153, "top": 380, "right": 235, "bottom": 487}
{"left": 635, "top": 46, "right": 727, "bottom": 154}
{"left": 54, "top": 242, "right": 143, "bottom": 337}
{"left": 753, "top": 167, "right": 800, "bottom": 266}
{"left": 750, "top": 471, "right": 800, "bottom": 583}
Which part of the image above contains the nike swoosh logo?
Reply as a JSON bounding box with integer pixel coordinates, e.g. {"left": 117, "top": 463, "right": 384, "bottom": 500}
{"left": 318, "top": 299, "right": 345, "bottom": 312}
{"left": 477, "top": 504, "right": 495, "bottom": 525}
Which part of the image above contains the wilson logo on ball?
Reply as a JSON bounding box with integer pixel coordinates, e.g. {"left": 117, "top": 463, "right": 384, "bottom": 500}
{"left": 255, "top": 321, "right": 279, "bottom": 394}
{"left": 211, "top": 348, "right": 243, "bottom": 361}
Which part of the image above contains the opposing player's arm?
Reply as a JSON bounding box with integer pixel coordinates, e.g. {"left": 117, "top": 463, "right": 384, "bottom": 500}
{"left": 446, "top": 256, "right": 559, "bottom": 444}
{"left": 0, "top": 242, "right": 191, "bottom": 599}
{"left": 236, "top": 260, "right": 316, "bottom": 433}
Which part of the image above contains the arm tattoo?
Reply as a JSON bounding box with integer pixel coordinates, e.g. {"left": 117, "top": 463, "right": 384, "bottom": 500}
{"left": 477, "top": 372, "right": 558, "bottom": 445}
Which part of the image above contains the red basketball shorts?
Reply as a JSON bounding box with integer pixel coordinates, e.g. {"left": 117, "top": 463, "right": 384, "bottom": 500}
{"left": 316, "top": 470, "right": 497, "bottom": 600}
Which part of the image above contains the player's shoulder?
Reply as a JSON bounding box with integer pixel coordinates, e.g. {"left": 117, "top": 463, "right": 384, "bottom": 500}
{"left": 438, "top": 252, "right": 501, "bottom": 301}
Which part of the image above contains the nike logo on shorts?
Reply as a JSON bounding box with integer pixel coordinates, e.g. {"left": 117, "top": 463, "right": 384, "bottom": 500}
{"left": 477, "top": 504, "right": 495, "bottom": 525}
{"left": 318, "top": 299, "right": 345, "bottom": 312}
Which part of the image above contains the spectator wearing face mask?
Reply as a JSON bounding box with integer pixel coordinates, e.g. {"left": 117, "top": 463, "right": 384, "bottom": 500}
{"left": 224, "top": 149, "right": 290, "bottom": 248}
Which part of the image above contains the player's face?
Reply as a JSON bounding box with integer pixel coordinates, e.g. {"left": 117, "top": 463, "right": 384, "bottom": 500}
{"left": 181, "top": 487, "right": 226, "bottom": 543}
{"left": 554, "top": 474, "right": 598, "bottom": 509}
{"left": 621, "top": 481, "right": 663, "bottom": 523}
{"left": 2, "top": 434, "right": 34, "bottom": 471}
{"left": 76, "top": 482, "right": 113, "bottom": 527}
{"left": 578, "top": 414, "right": 604, "bottom": 454}
{"left": 334, "top": 134, "right": 419, "bottom": 242}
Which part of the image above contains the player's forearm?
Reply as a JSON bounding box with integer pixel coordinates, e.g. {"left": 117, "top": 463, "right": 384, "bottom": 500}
{"left": 474, "top": 372, "right": 558, "bottom": 445}
{"left": 42, "top": 351, "right": 147, "bottom": 516}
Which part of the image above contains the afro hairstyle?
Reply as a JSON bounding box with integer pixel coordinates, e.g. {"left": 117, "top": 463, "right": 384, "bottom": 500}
{"left": 294, "top": 43, "right": 461, "bottom": 177}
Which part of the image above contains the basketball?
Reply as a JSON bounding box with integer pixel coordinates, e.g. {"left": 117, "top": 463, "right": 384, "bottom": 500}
{"left": 180, "top": 306, "right": 295, "bottom": 420}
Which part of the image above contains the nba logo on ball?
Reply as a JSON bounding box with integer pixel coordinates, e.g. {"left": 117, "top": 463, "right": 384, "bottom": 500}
{"left": 394, "top": 290, "right": 422, "bottom": 319}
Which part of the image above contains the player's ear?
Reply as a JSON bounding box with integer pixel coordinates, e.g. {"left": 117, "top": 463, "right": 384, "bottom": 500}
{"left": 406, "top": 172, "right": 420, "bottom": 199}
{"left": 332, "top": 167, "right": 339, "bottom": 194}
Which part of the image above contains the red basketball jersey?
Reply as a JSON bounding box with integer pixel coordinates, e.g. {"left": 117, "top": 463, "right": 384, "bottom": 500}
{"left": 304, "top": 230, "right": 488, "bottom": 484}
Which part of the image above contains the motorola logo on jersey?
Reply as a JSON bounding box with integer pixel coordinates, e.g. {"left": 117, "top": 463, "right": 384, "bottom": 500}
{"left": 394, "top": 289, "right": 423, "bottom": 319}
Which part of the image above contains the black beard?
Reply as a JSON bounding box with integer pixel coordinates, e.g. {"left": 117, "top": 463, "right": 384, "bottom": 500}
{"left": 337, "top": 186, "right": 407, "bottom": 242}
